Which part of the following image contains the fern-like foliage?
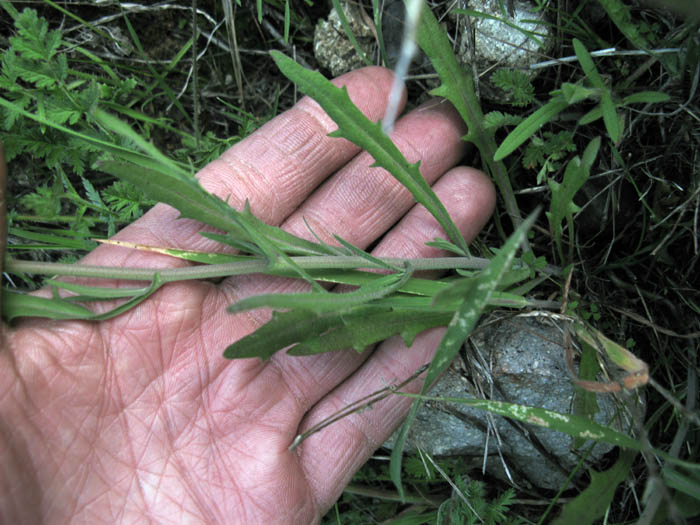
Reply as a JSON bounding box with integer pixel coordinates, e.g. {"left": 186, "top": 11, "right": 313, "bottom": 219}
{"left": 0, "top": 6, "right": 157, "bottom": 244}
{"left": 522, "top": 130, "right": 577, "bottom": 184}
{"left": 1, "top": 8, "right": 100, "bottom": 173}
{"left": 440, "top": 478, "right": 523, "bottom": 525}
{"left": 491, "top": 69, "right": 536, "bottom": 107}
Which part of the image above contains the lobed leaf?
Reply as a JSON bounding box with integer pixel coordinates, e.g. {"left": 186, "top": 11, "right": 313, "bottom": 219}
{"left": 223, "top": 309, "right": 353, "bottom": 361}
{"left": 554, "top": 449, "right": 638, "bottom": 525}
{"left": 288, "top": 309, "right": 453, "bottom": 355}
{"left": 270, "top": 50, "right": 469, "bottom": 255}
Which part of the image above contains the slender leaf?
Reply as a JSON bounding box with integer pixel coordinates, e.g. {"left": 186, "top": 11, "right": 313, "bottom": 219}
{"left": 93, "top": 109, "right": 191, "bottom": 178}
{"left": 494, "top": 96, "right": 569, "bottom": 161}
{"left": 401, "top": 393, "right": 642, "bottom": 450}
{"left": 2, "top": 289, "right": 94, "bottom": 321}
{"left": 573, "top": 39, "right": 605, "bottom": 89}
{"left": 47, "top": 279, "right": 150, "bottom": 300}
{"left": 573, "top": 39, "right": 620, "bottom": 142}
{"left": 331, "top": 0, "right": 373, "bottom": 66}
{"left": 623, "top": 91, "right": 671, "bottom": 104}
{"left": 99, "top": 160, "right": 249, "bottom": 237}
{"left": 415, "top": 1, "right": 522, "bottom": 235}
{"left": 546, "top": 137, "right": 600, "bottom": 259}
{"left": 227, "top": 267, "right": 412, "bottom": 314}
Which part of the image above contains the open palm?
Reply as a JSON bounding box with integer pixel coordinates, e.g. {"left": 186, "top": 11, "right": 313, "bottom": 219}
{"left": 0, "top": 67, "right": 495, "bottom": 523}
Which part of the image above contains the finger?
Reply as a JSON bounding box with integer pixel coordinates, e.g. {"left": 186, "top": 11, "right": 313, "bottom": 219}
{"left": 297, "top": 169, "right": 496, "bottom": 511}
{"left": 82, "top": 66, "right": 402, "bottom": 268}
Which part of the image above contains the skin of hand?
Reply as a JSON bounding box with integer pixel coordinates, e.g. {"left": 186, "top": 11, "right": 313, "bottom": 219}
{"left": 0, "top": 67, "right": 495, "bottom": 523}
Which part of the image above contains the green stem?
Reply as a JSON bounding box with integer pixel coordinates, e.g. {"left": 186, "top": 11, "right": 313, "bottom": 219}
{"left": 6, "top": 256, "right": 493, "bottom": 282}
{"left": 6, "top": 255, "right": 561, "bottom": 283}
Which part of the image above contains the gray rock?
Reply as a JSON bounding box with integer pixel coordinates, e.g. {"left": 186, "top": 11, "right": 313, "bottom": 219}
{"left": 313, "top": 0, "right": 377, "bottom": 77}
{"left": 385, "top": 315, "right": 645, "bottom": 490}
{"left": 451, "top": 1, "right": 552, "bottom": 71}
{"left": 449, "top": 0, "right": 553, "bottom": 100}
{"left": 313, "top": 1, "right": 553, "bottom": 99}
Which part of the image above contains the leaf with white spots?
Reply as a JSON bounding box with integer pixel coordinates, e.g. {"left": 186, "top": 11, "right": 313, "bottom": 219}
{"left": 400, "top": 393, "right": 642, "bottom": 450}
{"left": 391, "top": 209, "right": 539, "bottom": 498}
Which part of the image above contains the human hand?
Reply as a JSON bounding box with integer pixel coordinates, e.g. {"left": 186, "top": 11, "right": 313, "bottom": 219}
{"left": 0, "top": 67, "right": 495, "bottom": 523}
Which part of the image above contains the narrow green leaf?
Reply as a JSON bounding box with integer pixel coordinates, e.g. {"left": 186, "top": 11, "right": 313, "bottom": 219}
{"left": 546, "top": 137, "right": 600, "bottom": 259}
{"left": 333, "top": 234, "right": 401, "bottom": 271}
{"left": 415, "top": 1, "right": 522, "bottom": 235}
{"left": 573, "top": 38, "right": 605, "bottom": 89}
{"left": 423, "top": 211, "right": 538, "bottom": 391}
{"left": 99, "top": 160, "right": 248, "bottom": 237}
{"left": 664, "top": 468, "right": 700, "bottom": 501}
{"left": 579, "top": 106, "right": 602, "bottom": 126}
{"left": 493, "top": 96, "right": 569, "bottom": 161}
{"left": 600, "top": 91, "right": 620, "bottom": 143}
{"left": 9, "top": 227, "right": 95, "bottom": 250}
{"left": 283, "top": 0, "right": 290, "bottom": 44}
{"left": 88, "top": 275, "right": 164, "bottom": 321}
{"left": 454, "top": 8, "right": 546, "bottom": 48}
{"left": 402, "top": 393, "right": 643, "bottom": 450}
{"left": 270, "top": 50, "right": 469, "bottom": 255}
{"left": 331, "top": 0, "right": 373, "bottom": 66}
{"left": 573, "top": 343, "right": 602, "bottom": 448}
{"left": 227, "top": 267, "right": 412, "bottom": 314}
{"left": 93, "top": 109, "right": 190, "bottom": 179}
{"left": 622, "top": 91, "right": 671, "bottom": 104}
{"left": 47, "top": 279, "right": 150, "bottom": 300}
{"left": 2, "top": 289, "right": 94, "bottom": 321}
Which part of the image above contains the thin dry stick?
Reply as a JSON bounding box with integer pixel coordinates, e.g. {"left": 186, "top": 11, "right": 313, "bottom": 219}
{"left": 289, "top": 363, "right": 429, "bottom": 451}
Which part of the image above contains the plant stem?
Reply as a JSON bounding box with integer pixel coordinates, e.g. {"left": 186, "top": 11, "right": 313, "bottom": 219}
{"left": 5, "top": 256, "right": 492, "bottom": 282}
{"left": 6, "top": 255, "right": 561, "bottom": 284}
